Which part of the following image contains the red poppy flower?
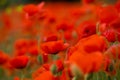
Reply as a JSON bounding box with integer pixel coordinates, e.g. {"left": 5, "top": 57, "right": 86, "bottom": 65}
{"left": 78, "top": 34, "right": 107, "bottom": 53}
{"left": 67, "top": 34, "right": 107, "bottom": 74}
{"left": 115, "top": 1, "right": 120, "bottom": 12}
{"left": 98, "top": 5, "right": 118, "bottom": 24}
{"left": 0, "top": 51, "right": 9, "bottom": 65}
{"left": 32, "top": 63, "right": 50, "bottom": 79}
{"left": 10, "top": 56, "right": 29, "bottom": 69}
{"left": 76, "top": 20, "right": 96, "bottom": 39}
{"left": 23, "top": 4, "right": 38, "bottom": 16}
{"left": 110, "top": 19, "right": 120, "bottom": 29}
{"left": 14, "top": 39, "right": 28, "bottom": 50}
{"left": 47, "top": 16, "right": 56, "bottom": 24}
{"left": 14, "top": 48, "right": 27, "bottom": 56}
{"left": 56, "top": 21, "right": 74, "bottom": 31}
{"left": 106, "top": 44, "right": 120, "bottom": 59}
{"left": 42, "top": 33, "right": 58, "bottom": 42}
{"left": 67, "top": 35, "right": 106, "bottom": 59}
{"left": 40, "top": 40, "right": 69, "bottom": 54}
{"left": 69, "top": 51, "right": 104, "bottom": 74}
{"left": 2, "top": 13, "right": 11, "bottom": 29}
{"left": 28, "top": 39, "right": 38, "bottom": 47}
{"left": 28, "top": 46, "right": 39, "bottom": 56}
{"left": 102, "top": 29, "right": 116, "bottom": 42}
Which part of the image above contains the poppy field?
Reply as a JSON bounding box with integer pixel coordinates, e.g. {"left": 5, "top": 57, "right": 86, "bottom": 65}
{"left": 0, "top": 0, "right": 120, "bottom": 80}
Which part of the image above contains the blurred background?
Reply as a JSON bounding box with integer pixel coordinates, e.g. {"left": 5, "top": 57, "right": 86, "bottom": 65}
{"left": 0, "top": 0, "right": 117, "bottom": 9}
{"left": 1, "top": 0, "right": 80, "bottom": 9}
{"left": 0, "top": 0, "right": 79, "bottom": 7}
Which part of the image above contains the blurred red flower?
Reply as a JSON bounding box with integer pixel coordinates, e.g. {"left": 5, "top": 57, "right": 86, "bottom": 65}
{"left": 0, "top": 51, "right": 9, "bottom": 65}
{"left": 40, "top": 40, "right": 69, "bottom": 54}
{"left": 10, "top": 55, "right": 29, "bottom": 69}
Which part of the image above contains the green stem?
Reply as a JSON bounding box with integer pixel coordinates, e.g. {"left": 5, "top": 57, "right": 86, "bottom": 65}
{"left": 20, "top": 69, "right": 25, "bottom": 80}
{"left": 96, "top": 22, "right": 101, "bottom": 36}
